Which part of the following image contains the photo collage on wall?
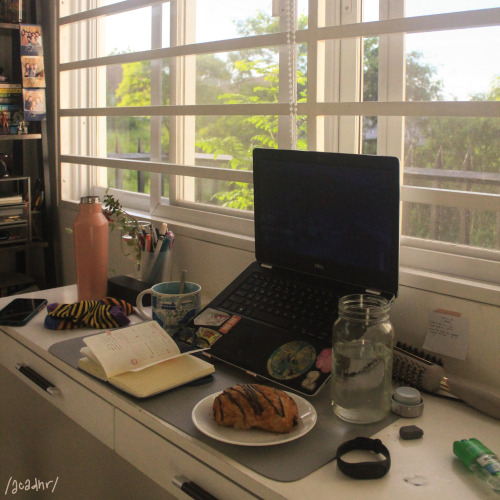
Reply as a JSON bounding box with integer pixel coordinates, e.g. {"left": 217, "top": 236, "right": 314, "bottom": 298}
{"left": 20, "top": 24, "right": 46, "bottom": 122}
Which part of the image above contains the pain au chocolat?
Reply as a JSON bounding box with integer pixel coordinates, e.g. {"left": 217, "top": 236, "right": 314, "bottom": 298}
{"left": 212, "top": 384, "right": 299, "bottom": 433}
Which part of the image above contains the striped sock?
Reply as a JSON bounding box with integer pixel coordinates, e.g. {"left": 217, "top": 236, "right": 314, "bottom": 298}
{"left": 44, "top": 297, "right": 135, "bottom": 330}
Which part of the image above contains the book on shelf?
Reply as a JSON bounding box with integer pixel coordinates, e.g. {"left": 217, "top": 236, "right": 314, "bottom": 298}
{"left": 0, "top": 195, "right": 23, "bottom": 205}
{"left": 0, "top": 205, "right": 24, "bottom": 216}
{"left": 0, "top": 88, "right": 22, "bottom": 105}
{"left": 0, "top": 104, "right": 22, "bottom": 110}
{"left": 0, "top": 98, "right": 22, "bottom": 105}
{"left": 78, "top": 320, "right": 215, "bottom": 398}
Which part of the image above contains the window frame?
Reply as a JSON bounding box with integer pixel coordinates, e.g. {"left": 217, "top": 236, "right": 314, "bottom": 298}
{"left": 57, "top": 0, "right": 500, "bottom": 305}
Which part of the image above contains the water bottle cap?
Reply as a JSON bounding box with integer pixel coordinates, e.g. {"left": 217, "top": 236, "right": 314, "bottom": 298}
{"left": 80, "top": 195, "right": 100, "bottom": 204}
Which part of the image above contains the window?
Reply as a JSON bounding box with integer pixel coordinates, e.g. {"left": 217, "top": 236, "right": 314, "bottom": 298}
{"left": 57, "top": 0, "right": 500, "bottom": 303}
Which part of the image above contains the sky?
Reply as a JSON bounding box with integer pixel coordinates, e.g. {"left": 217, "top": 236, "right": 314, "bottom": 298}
{"left": 104, "top": 0, "right": 500, "bottom": 101}
{"left": 364, "top": 0, "right": 500, "bottom": 100}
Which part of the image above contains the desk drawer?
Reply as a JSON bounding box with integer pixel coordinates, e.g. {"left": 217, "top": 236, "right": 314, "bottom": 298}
{"left": 0, "top": 332, "right": 114, "bottom": 449}
{"left": 115, "top": 410, "right": 258, "bottom": 500}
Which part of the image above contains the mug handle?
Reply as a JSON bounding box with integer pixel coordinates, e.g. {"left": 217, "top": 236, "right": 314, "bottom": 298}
{"left": 136, "top": 288, "right": 153, "bottom": 320}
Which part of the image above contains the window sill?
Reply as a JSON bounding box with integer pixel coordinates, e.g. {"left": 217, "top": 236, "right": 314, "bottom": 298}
{"left": 166, "top": 219, "right": 500, "bottom": 307}
{"left": 61, "top": 199, "right": 500, "bottom": 307}
{"left": 400, "top": 266, "right": 500, "bottom": 307}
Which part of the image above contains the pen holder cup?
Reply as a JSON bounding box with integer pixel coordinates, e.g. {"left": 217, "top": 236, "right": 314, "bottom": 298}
{"left": 136, "top": 281, "right": 201, "bottom": 336}
{"left": 140, "top": 248, "right": 173, "bottom": 285}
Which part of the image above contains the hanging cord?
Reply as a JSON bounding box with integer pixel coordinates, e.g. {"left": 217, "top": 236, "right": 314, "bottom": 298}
{"left": 286, "top": 0, "right": 298, "bottom": 149}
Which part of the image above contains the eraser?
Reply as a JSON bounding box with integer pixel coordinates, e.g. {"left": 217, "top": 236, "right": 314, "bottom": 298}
{"left": 399, "top": 425, "right": 424, "bottom": 440}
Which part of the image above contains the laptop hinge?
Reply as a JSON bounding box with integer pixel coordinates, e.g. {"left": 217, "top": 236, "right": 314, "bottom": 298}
{"left": 261, "top": 263, "right": 272, "bottom": 269}
{"left": 366, "top": 289, "right": 397, "bottom": 303}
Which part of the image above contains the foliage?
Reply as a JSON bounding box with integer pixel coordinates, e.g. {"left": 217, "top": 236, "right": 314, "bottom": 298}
{"left": 107, "top": 12, "right": 500, "bottom": 250}
{"left": 102, "top": 190, "right": 143, "bottom": 262}
{"left": 196, "top": 12, "right": 308, "bottom": 209}
{"left": 363, "top": 37, "right": 444, "bottom": 153}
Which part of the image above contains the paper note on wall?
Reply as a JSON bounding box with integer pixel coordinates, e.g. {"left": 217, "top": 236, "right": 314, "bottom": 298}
{"left": 423, "top": 309, "right": 469, "bottom": 360}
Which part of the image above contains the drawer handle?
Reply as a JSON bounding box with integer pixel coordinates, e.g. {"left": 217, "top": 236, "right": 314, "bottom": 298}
{"left": 15, "top": 363, "right": 61, "bottom": 396}
{"left": 172, "top": 475, "right": 218, "bottom": 500}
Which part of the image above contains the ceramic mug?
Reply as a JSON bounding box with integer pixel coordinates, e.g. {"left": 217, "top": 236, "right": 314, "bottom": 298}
{"left": 136, "top": 281, "right": 201, "bottom": 336}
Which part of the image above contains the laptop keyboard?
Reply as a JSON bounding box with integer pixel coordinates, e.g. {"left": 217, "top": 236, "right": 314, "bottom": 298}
{"left": 219, "top": 272, "right": 339, "bottom": 343}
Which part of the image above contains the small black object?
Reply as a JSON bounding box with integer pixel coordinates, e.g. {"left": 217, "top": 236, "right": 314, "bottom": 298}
{"left": 0, "top": 298, "right": 47, "bottom": 326}
{"left": 0, "top": 157, "right": 9, "bottom": 177}
{"left": 107, "top": 275, "right": 151, "bottom": 306}
{"left": 399, "top": 425, "right": 424, "bottom": 440}
{"left": 336, "top": 437, "right": 391, "bottom": 479}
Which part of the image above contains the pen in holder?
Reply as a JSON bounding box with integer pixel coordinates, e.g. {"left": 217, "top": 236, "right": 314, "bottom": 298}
{"left": 140, "top": 228, "right": 174, "bottom": 285}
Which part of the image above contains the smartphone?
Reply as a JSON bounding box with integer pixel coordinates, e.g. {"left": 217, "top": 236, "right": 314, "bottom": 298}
{"left": 0, "top": 298, "right": 47, "bottom": 326}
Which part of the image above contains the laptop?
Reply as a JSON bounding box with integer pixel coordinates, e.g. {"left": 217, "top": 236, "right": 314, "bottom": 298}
{"left": 185, "top": 148, "right": 400, "bottom": 396}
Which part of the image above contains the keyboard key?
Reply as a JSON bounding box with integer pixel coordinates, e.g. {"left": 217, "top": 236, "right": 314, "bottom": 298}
{"left": 252, "top": 309, "right": 290, "bottom": 329}
{"left": 219, "top": 272, "right": 338, "bottom": 344}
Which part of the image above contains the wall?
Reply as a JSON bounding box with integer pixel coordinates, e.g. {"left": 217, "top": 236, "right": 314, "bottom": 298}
{"left": 58, "top": 205, "right": 500, "bottom": 392}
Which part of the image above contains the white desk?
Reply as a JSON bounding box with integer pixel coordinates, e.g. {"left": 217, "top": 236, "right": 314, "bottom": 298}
{"left": 1, "top": 286, "right": 499, "bottom": 499}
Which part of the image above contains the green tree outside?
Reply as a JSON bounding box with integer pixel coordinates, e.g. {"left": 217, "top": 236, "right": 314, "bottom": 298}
{"left": 105, "top": 14, "right": 500, "bottom": 249}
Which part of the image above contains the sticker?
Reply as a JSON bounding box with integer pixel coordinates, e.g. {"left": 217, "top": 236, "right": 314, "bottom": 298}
{"left": 195, "top": 327, "right": 222, "bottom": 348}
{"left": 194, "top": 308, "right": 230, "bottom": 326}
{"left": 315, "top": 348, "right": 332, "bottom": 373}
{"left": 267, "top": 341, "right": 316, "bottom": 380}
{"left": 301, "top": 370, "right": 320, "bottom": 391}
{"left": 218, "top": 315, "right": 241, "bottom": 334}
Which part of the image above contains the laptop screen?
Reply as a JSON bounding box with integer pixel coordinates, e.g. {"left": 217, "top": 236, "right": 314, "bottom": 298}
{"left": 253, "top": 148, "right": 400, "bottom": 297}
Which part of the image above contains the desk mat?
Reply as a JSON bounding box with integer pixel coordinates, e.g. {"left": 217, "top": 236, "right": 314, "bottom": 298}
{"left": 49, "top": 336, "right": 396, "bottom": 482}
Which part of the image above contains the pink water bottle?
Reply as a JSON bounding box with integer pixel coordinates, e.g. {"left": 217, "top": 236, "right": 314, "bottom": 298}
{"left": 73, "top": 196, "right": 109, "bottom": 301}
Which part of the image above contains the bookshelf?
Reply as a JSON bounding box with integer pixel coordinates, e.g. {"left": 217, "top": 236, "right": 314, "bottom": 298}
{"left": 0, "top": 176, "right": 30, "bottom": 245}
{"left": 0, "top": 3, "right": 54, "bottom": 297}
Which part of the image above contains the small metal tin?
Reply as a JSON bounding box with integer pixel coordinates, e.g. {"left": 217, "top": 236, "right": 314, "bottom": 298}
{"left": 391, "top": 386, "right": 424, "bottom": 418}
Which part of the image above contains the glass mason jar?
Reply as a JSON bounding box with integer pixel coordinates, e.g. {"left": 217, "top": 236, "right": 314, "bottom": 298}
{"left": 331, "top": 294, "right": 394, "bottom": 424}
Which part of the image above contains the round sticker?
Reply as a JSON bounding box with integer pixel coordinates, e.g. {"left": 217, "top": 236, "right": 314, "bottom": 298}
{"left": 267, "top": 341, "right": 316, "bottom": 380}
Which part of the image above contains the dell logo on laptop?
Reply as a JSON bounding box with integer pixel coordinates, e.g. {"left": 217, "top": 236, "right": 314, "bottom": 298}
{"left": 315, "top": 263, "right": 325, "bottom": 270}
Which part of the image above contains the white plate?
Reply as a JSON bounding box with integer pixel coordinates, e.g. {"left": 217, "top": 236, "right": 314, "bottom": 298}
{"left": 192, "top": 390, "right": 317, "bottom": 446}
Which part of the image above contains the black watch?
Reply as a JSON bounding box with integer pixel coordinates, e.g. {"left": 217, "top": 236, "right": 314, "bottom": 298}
{"left": 336, "top": 437, "right": 391, "bottom": 479}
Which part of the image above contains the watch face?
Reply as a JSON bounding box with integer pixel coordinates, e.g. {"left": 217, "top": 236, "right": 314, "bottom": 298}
{"left": 267, "top": 341, "right": 316, "bottom": 380}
